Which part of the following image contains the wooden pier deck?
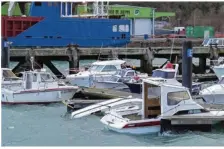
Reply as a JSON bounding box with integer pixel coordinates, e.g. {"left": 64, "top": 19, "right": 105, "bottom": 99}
{"left": 10, "top": 46, "right": 224, "bottom": 58}
{"left": 7, "top": 45, "right": 224, "bottom": 79}
{"left": 163, "top": 115, "right": 224, "bottom": 125}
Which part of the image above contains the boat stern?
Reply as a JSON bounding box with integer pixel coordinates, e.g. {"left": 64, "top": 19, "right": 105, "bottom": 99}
{"left": 100, "top": 112, "right": 128, "bottom": 131}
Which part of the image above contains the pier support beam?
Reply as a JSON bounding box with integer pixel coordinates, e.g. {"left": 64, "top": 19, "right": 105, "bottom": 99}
{"left": 12, "top": 60, "right": 26, "bottom": 75}
{"left": 199, "top": 57, "right": 206, "bottom": 74}
{"left": 108, "top": 48, "right": 118, "bottom": 59}
{"left": 140, "top": 47, "right": 154, "bottom": 74}
{"left": 1, "top": 38, "right": 10, "bottom": 68}
{"left": 209, "top": 44, "right": 219, "bottom": 66}
{"left": 68, "top": 45, "right": 79, "bottom": 74}
{"left": 44, "top": 60, "right": 65, "bottom": 79}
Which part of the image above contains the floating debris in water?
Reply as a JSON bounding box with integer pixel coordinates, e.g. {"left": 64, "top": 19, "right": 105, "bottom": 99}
{"left": 7, "top": 126, "right": 14, "bottom": 130}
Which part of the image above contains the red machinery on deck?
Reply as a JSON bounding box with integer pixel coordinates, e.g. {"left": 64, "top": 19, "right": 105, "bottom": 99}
{"left": 1, "top": 16, "right": 43, "bottom": 38}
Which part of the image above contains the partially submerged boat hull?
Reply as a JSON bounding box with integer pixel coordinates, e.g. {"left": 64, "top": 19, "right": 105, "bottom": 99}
{"left": 101, "top": 113, "right": 161, "bottom": 135}
{"left": 104, "top": 123, "right": 160, "bottom": 135}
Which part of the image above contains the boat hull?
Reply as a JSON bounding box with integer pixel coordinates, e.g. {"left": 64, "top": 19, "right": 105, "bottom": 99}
{"left": 93, "top": 81, "right": 130, "bottom": 91}
{"left": 104, "top": 124, "right": 160, "bottom": 135}
{"left": 67, "top": 75, "right": 112, "bottom": 88}
{"left": 124, "top": 82, "right": 142, "bottom": 94}
{"left": 101, "top": 112, "right": 161, "bottom": 135}
{"left": 1, "top": 88, "right": 77, "bottom": 104}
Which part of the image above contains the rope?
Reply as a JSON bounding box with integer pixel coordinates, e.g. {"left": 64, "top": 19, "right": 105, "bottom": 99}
{"left": 169, "top": 36, "right": 175, "bottom": 61}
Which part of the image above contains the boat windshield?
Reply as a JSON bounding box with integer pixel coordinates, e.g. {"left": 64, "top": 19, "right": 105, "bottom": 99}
{"left": 152, "top": 70, "right": 175, "bottom": 79}
{"left": 218, "top": 77, "right": 224, "bottom": 84}
{"left": 167, "top": 91, "right": 190, "bottom": 106}
{"left": 109, "top": 76, "right": 120, "bottom": 82}
{"left": 114, "top": 69, "right": 126, "bottom": 76}
{"left": 40, "top": 73, "right": 54, "bottom": 82}
{"left": 89, "top": 65, "right": 105, "bottom": 72}
{"left": 2, "top": 69, "right": 17, "bottom": 78}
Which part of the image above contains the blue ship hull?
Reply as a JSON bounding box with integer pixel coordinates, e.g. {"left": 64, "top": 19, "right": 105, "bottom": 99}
{"left": 3, "top": 2, "right": 131, "bottom": 47}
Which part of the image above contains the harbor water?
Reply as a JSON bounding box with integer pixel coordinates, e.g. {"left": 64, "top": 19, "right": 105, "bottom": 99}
{"left": 2, "top": 60, "right": 224, "bottom": 146}
{"left": 2, "top": 103, "right": 224, "bottom": 146}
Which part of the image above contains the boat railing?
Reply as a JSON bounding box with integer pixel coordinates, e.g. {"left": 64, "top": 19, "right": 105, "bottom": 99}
{"left": 60, "top": 1, "right": 109, "bottom": 18}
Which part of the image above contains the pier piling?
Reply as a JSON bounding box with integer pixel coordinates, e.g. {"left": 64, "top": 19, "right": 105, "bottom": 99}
{"left": 68, "top": 45, "right": 79, "bottom": 74}
{"left": 199, "top": 57, "right": 207, "bottom": 74}
{"left": 182, "top": 40, "right": 193, "bottom": 94}
{"left": 1, "top": 38, "right": 10, "bottom": 68}
{"left": 140, "top": 47, "right": 154, "bottom": 74}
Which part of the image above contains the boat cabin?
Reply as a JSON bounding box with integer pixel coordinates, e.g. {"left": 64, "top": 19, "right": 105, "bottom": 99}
{"left": 152, "top": 64, "right": 178, "bottom": 79}
{"left": 141, "top": 79, "right": 206, "bottom": 119}
{"left": 88, "top": 60, "right": 126, "bottom": 74}
{"left": 202, "top": 38, "right": 224, "bottom": 47}
{"left": 21, "top": 69, "right": 58, "bottom": 89}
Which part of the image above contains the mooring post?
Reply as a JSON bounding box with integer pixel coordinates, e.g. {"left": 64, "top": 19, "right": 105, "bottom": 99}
{"left": 1, "top": 38, "right": 10, "bottom": 68}
{"left": 68, "top": 44, "right": 79, "bottom": 74}
{"left": 182, "top": 41, "right": 193, "bottom": 94}
{"left": 140, "top": 47, "right": 153, "bottom": 74}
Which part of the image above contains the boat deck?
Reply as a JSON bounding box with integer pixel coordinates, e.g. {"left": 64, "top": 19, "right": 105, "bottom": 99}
{"left": 123, "top": 114, "right": 142, "bottom": 121}
{"left": 75, "top": 87, "right": 141, "bottom": 99}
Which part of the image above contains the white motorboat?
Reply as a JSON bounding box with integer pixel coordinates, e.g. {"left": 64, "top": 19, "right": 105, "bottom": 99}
{"left": 1, "top": 68, "right": 23, "bottom": 87}
{"left": 199, "top": 75, "right": 224, "bottom": 104}
{"left": 124, "top": 64, "right": 202, "bottom": 94}
{"left": 100, "top": 79, "right": 224, "bottom": 135}
{"left": 93, "top": 68, "right": 148, "bottom": 91}
{"left": 2, "top": 69, "right": 79, "bottom": 104}
{"left": 70, "top": 97, "right": 142, "bottom": 119}
{"left": 66, "top": 59, "right": 127, "bottom": 87}
{"left": 202, "top": 38, "right": 224, "bottom": 47}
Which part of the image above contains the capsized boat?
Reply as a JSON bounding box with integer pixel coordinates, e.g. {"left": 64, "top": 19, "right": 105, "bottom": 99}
{"left": 66, "top": 59, "right": 128, "bottom": 87}
{"left": 2, "top": 69, "right": 79, "bottom": 104}
{"left": 100, "top": 79, "right": 224, "bottom": 135}
{"left": 199, "top": 75, "right": 224, "bottom": 104}
{"left": 70, "top": 97, "right": 142, "bottom": 119}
